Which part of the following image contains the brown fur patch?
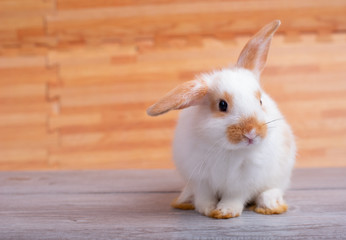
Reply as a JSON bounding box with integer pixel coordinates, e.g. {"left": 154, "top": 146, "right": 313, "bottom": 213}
{"left": 210, "top": 91, "right": 233, "bottom": 117}
{"left": 147, "top": 80, "right": 208, "bottom": 116}
{"left": 254, "top": 203, "right": 288, "bottom": 215}
{"left": 171, "top": 198, "right": 195, "bottom": 210}
{"left": 209, "top": 209, "right": 240, "bottom": 219}
{"left": 227, "top": 116, "right": 267, "bottom": 144}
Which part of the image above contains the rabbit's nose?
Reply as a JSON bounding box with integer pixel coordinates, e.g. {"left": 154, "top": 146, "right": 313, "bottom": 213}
{"left": 244, "top": 129, "right": 257, "bottom": 140}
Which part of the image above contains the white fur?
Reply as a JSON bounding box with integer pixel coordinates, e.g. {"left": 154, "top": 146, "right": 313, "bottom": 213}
{"left": 173, "top": 68, "right": 296, "bottom": 217}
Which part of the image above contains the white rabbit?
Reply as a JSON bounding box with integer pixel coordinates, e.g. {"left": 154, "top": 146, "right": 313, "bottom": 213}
{"left": 147, "top": 20, "right": 296, "bottom": 219}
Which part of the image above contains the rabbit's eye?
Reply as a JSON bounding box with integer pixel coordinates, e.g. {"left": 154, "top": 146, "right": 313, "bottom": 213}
{"left": 218, "top": 100, "right": 228, "bottom": 112}
{"left": 260, "top": 99, "right": 263, "bottom": 105}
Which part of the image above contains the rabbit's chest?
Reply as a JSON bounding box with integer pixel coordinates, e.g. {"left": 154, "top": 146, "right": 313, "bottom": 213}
{"left": 209, "top": 152, "right": 265, "bottom": 195}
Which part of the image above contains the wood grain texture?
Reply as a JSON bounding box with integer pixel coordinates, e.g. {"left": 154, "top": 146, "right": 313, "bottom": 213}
{"left": 0, "top": 1, "right": 346, "bottom": 170}
{"left": 0, "top": 168, "right": 345, "bottom": 239}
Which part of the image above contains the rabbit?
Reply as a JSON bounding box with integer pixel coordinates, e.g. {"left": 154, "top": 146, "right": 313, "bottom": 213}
{"left": 146, "top": 20, "right": 296, "bottom": 219}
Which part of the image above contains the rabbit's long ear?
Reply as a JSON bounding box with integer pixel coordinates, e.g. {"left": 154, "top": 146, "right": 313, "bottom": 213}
{"left": 236, "top": 20, "right": 281, "bottom": 77}
{"left": 147, "top": 80, "right": 208, "bottom": 116}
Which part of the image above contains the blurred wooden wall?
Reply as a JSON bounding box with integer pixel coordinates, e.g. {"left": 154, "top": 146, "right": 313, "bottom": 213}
{"left": 0, "top": 0, "right": 345, "bottom": 170}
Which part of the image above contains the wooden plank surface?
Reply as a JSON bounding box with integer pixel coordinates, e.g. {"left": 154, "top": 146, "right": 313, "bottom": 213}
{"left": 1, "top": 1, "right": 346, "bottom": 170}
{"left": 0, "top": 168, "right": 345, "bottom": 239}
{"left": 0, "top": 168, "right": 346, "bottom": 240}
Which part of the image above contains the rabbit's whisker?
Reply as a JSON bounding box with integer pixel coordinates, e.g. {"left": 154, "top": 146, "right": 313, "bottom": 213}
{"left": 263, "top": 118, "right": 284, "bottom": 126}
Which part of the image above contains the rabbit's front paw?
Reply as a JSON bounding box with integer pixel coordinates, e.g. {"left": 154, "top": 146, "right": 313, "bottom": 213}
{"left": 209, "top": 201, "right": 243, "bottom": 219}
{"left": 254, "top": 188, "right": 288, "bottom": 215}
{"left": 171, "top": 197, "right": 195, "bottom": 210}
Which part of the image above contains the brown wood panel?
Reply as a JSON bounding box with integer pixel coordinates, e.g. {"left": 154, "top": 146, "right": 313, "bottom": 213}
{"left": 47, "top": 2, "right": 346, "bottom": 39}
{"left": 0, "top": 66, "right": 58, "bottom": 85}
{"left": 0, "top": 0, "right": 54, "bottom": 14}
{"left": 0, "top": 0, "right": 345, "bottom": 170}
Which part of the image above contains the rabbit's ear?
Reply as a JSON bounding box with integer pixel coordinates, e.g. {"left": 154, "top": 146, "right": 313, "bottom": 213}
{"left": 147, "top": 80, "right": 208, "bottom": 116}
{"left": 236, "top": 20, "right": 280, "bottom": 77}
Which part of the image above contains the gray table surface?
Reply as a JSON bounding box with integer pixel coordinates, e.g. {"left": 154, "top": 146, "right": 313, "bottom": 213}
{"left": 0, "top": 168, "right": 345, "bottom": 240}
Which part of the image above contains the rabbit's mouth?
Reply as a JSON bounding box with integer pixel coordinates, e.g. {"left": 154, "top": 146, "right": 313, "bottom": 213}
{"left": 226, "top": 116, "right": 267, "bottom": 145}
{"left": 247, "top": 138, "right": 254, "bottom": 145}
{"left": 244, "top": 135, "right": 262, "bottom": 147}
